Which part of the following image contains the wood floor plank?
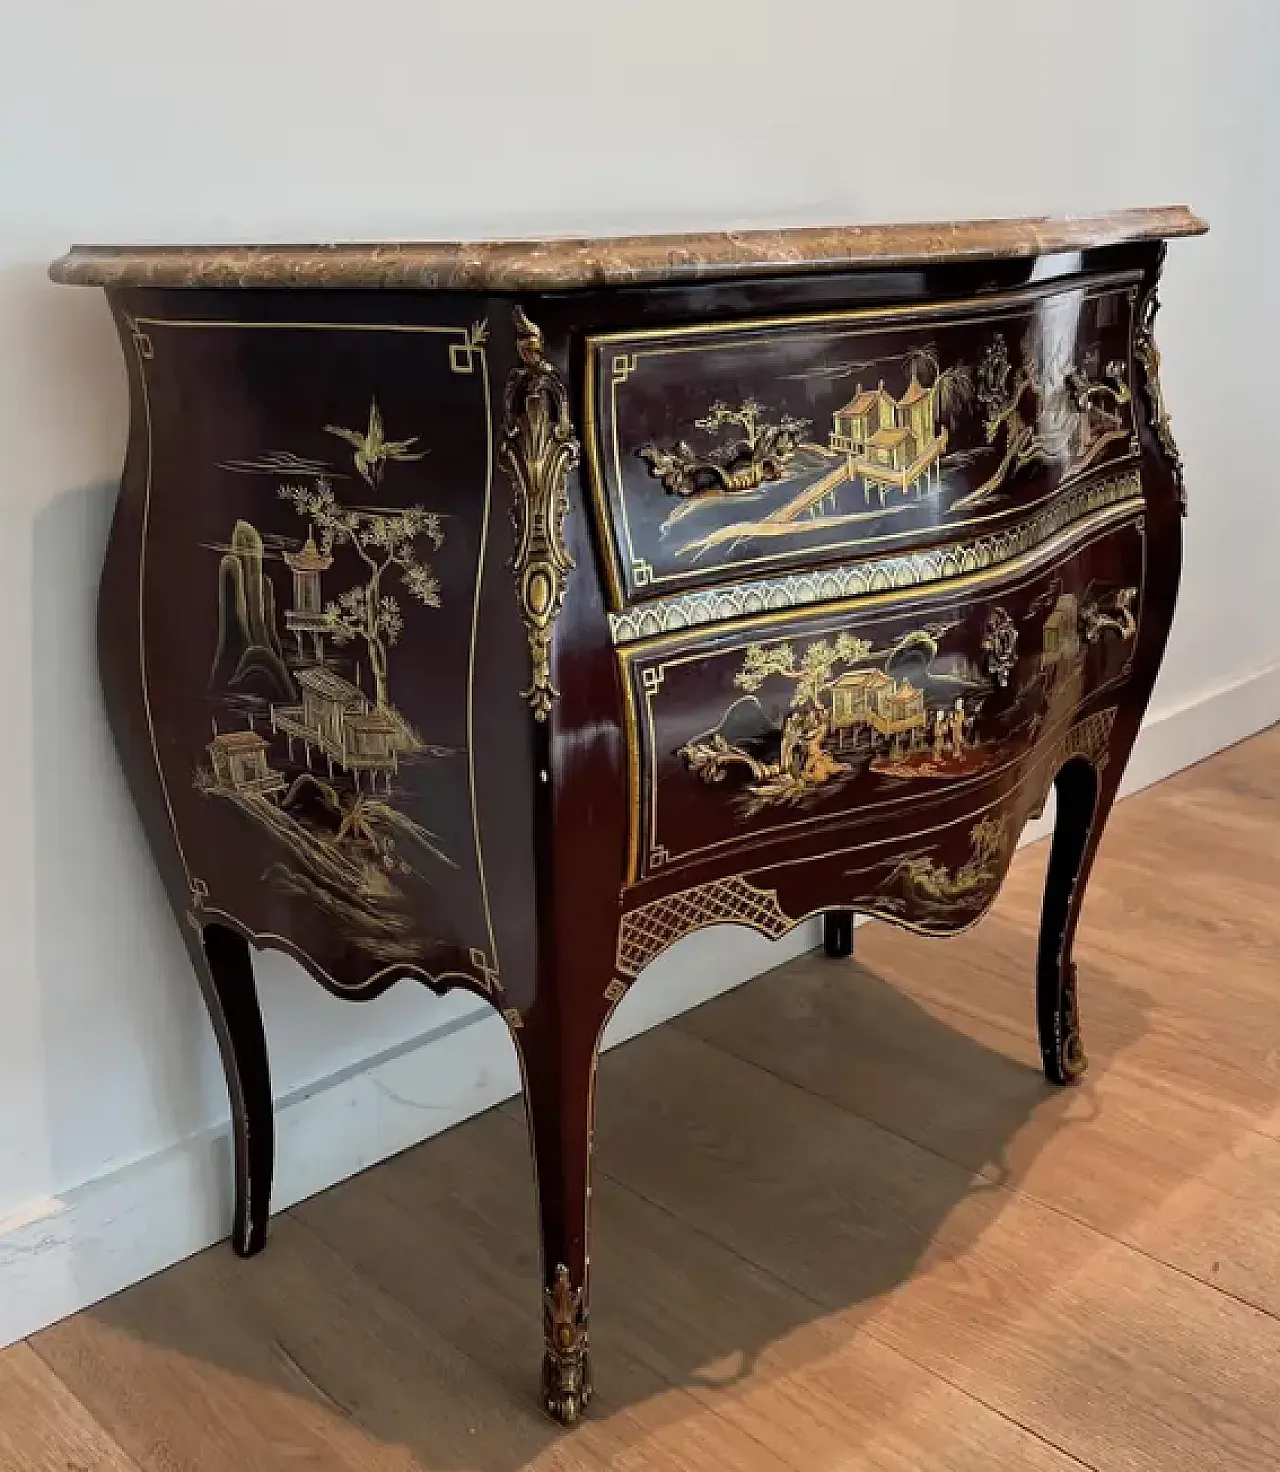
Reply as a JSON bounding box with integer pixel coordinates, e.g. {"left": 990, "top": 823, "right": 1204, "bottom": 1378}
{"left": 1002, "top": 786, "right": 1280, "bottom": 999}
{"left": 300, "top": 1104, "right": 802, "bottom": 1471}
{"left": 674, "top": 948, "right": 1280, "bottom": 1318}
{"left": 594, "top": 1023, "right": 1280, "bottom": 1472}
{"left": 856, "top": 896, "right": 1280, "bottom": 1127}
{"left": 31, "top": 1214, "right": 552, "bottom": 1472}
{"left": 0, "top": 1342, "right": 142, "bottom": 1472}
{"left": 300, "top": 1103, "right": 1082, "bottom": 1472}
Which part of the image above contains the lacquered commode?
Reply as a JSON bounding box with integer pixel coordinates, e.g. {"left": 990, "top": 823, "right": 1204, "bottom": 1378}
{"left": 51, "top": 206, "right": 1204, "bottom": 1424}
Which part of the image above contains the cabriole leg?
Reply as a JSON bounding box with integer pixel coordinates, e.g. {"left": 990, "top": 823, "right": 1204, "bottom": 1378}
{"left": 190, "top": 922, "right": 275, "bottom": 1256}
{"left": 823, "top": 910, "right": 855, "bottom": 958}
{"left": 512, "top": 996, "right": 610, "bottom": 1427}
{"left": 1035, "top": 758, "right": 1111, "bottom": 1086}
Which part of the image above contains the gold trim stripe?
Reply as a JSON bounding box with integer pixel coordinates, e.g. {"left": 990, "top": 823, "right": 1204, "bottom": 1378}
{"left": 608, "top": 468, "right": 1142, "bottom": 644}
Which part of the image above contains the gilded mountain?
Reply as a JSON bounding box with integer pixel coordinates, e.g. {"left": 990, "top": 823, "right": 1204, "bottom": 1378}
{"left": 210, "top": 519, "right": 295, "bottom": 700}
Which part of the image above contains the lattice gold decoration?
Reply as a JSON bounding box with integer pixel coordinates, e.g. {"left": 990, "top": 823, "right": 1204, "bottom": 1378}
{"left": 1028, "top": 707, "right": 1117, "bottom": 819}
{"left": 1064, "top": 708, "right": 1116, "bottom": 766}
{"left": 617, "top": 874, "right": 794, "bottom": 978}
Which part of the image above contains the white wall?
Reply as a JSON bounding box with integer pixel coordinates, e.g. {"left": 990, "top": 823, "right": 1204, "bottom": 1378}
{"left": 1, "top": 0, "right": 1277, "bottom": 1341}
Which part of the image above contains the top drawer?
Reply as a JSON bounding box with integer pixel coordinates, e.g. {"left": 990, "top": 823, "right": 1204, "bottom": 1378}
{"left": 585, "top": 272, "right": 1141, "bottom": 609}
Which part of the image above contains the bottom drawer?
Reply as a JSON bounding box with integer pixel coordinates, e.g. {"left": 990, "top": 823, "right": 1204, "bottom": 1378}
{"left": 615, "top": 699, "right": 1115, "bottom": 978}
{"left": 620, "top": 506, "right": 1144, "bottom": 884}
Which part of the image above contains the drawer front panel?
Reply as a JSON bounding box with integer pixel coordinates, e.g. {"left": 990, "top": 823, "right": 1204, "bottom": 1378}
{"left": 615, "top": 724, "right": 1115, "bottom": 970}
{"left": 622, "top": 506, "right": 1144, "bottom": 883}
{"left": 588, "top": 274, "right": 1140, "bottom": 608}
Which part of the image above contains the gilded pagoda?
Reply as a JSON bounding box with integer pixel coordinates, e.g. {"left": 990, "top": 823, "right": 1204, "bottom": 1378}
{"left": 829, "top": 374, "right": 948, "bottom": 502}
{"left": 826, "top": 669, "right": 927, "bottom": 756}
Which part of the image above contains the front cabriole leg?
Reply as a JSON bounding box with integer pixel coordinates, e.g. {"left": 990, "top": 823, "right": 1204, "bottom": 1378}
{"left": 499, "top": 297, "right": 603, "bottom": 1423}
{"left": 512, "top": 995, "right": 609, "bottom": 1426}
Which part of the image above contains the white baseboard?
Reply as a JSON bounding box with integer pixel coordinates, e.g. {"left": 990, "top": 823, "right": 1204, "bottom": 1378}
{"left": 1015, "top": 661, "right": 1280, "bottom": 850}
{"left": 1122, "top": 661, "right": 1280, "bottom": 798}
{"left": 0, "top": 917, "right": 821, "bottom": 1347}
{"left": 2, "top": 664, "right": 1277, "bottom": 1347}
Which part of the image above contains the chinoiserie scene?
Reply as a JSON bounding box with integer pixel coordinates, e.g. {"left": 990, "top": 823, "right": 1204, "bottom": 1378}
{"left": 4, "top": 9, "right": 1275, "bottom": 1472}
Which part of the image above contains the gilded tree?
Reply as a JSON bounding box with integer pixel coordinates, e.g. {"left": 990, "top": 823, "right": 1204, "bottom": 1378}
{"left": 902, "top": 345, "right": 975, "bottom": 424}
{"left": 694, "top": 398, "right": 811, "bottom": 461}
{"left": 639, "top": 398, "right": 812, "bottom": 503}
{"left": 735, "top": 632, "right": 876, "bottom": 710}
{"left": 953, "top": 317, "right": 1132, "bottom": 510}
{"left": 279, "top": 476, "right": 443, "bottom": 711}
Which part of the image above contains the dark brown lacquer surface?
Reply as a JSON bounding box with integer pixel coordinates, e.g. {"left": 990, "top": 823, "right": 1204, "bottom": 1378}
{"left": 589, "top": 276, "right": 1140, "bottom": 604}
{"left": 110, "top": 303, "right": 515, "bottom": 1001}
{"left": 625, "top": 508, "right": 1145, "bottom": 886}
{"left": 62, "top": 211, "right": 1201, "bottom": 1427}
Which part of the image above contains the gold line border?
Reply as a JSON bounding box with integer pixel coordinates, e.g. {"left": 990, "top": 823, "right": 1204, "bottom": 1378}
{"left": 619, "top": 499, "right": 1144, "bottom": 882}
{"left": 132, "top": 313, "right": 501, "bottom": 994}
{"left": 469, "top": 351, "right": 499, "bottom": 970}
{"left": 130, "top": 326, "right": 191, "bottom": 879}
{"left": 618, "top": 707, "right": 1118, "bottom": 963}
{"left": 585, "top": 269, "right": 1142, "bottom": 608}
{"left": 197, "top": 906, "right": 492, "bottom": 998}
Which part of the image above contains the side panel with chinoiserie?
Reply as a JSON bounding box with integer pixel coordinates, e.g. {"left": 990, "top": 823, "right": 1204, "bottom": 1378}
{"left": 128, "top": 311, "right": 503, "bottom": 997}
{"left": 621, "top": 505, "right": 1144, "bottom": 884}
{"left": 587, "top": 275, "right": 1139, "bottom": 606}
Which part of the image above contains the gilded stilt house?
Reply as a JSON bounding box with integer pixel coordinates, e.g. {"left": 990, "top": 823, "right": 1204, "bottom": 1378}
{"left": 827, "top": 669, "right": 927, "bottom": 755}
{"left": 1041, "top": 593, "right": 1083, "bottom": 685}
{"left": 206, "top": 729, "right": 286, "bottom": 798}
{"left": 271, "top": 667, "right": 402, "bottom": 782}
{"left": 829, "top": 373, "right": 948, "bottom": 502}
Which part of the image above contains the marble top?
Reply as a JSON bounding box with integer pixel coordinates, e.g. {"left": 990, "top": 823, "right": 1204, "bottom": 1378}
{"left": 49, "top": 206, "right": 1206, "bottom": 291}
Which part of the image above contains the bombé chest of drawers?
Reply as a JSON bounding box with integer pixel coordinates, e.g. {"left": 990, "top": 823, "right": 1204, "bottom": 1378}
{"left": 51, "top": 205, "right": 1204, "bottom": 1424}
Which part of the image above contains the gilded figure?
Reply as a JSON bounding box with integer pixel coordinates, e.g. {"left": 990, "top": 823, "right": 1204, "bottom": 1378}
{"left": 677, "top": 620, "right": 1001, "bottom": 811}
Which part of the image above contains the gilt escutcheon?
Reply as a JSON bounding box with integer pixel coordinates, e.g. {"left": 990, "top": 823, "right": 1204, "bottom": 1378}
{"left": 499, "top": 307, "right": 581, "bottom": 720}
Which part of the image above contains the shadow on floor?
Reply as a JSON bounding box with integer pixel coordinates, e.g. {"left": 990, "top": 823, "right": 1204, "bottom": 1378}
{"left": 45, "top": 938, "right": 1156, "bottom": 1469}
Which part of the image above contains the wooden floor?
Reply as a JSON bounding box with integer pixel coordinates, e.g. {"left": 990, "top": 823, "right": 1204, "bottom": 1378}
{"left": 6, "top": 727, "right": 1280, "bottom": 1471}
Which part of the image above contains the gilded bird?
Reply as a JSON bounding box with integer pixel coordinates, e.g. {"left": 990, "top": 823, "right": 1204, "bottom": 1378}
{"left": 325, "top": 399, "right": 425, "bottom": 487}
